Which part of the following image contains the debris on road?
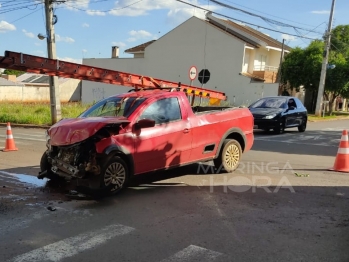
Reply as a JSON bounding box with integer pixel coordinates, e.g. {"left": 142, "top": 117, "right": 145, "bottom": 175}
{"left": 47, "top": 206, "right": 56, "bottom": 211}
{"left": 294, "top": 172, "right": 310, "bottom": 177}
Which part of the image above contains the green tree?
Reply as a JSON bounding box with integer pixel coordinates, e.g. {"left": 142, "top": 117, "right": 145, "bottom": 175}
{"left": 281, "top": 25, "right": 349, "bottom": 113}
{"left": 325, "top": 58, "right": 349, "bottom": 111}
{"left": 331, "top": 25, "right": 349, "bottom": 57}
{"left": 3, "top": 69, "right": 24, "bottom": 76}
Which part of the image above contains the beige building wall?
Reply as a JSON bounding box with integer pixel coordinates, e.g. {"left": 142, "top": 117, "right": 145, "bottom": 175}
{"left": 0, "top": 80, "right": 81, "bottom": 102}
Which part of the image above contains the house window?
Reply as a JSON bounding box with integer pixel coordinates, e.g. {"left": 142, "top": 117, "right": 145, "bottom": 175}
{"left": 259, "top": 55, "right": 267, "bottom": 70}
{"left": 243, "top": 51, "right": 250, "bottom": 72}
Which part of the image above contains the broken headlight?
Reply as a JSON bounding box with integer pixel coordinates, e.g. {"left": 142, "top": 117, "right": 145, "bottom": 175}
{"left": 45, "top": 130, "right": 51, "bottom": 150}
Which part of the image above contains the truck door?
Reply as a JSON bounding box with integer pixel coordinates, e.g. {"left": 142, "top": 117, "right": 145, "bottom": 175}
{"left": 133, "top": 96, "right": 192, "bottom": 174}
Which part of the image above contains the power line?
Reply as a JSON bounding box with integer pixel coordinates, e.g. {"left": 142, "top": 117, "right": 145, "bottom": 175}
{"left": 210, "top": 0, "right": 323, "bottom": 35}
{"left": 175, "top": 0, "right": 318, "bottom": 40}
{"left": 0, "top": 3, "right": 42, "bottom": 15}
{"left": 0, "top": 5, "right": 43, "bottom": 29}
{"left": 61, "top": 0, "right": 143, "bottom": 13}
{"left": 0, "top": 0, "right": 34, "bottom": 7}
{"left": 218, "top": 0, "right": 327, "bottom": 29}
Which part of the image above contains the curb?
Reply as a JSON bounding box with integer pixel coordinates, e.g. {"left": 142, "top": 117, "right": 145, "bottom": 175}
{"left": 1, "top": 116, "right": 348, "bottom": 127}
{"left": 0, "top": 123, "right": 50, "bottom": 129}
{"left": 308, "top": 116, "right": 349, "bottom": 122}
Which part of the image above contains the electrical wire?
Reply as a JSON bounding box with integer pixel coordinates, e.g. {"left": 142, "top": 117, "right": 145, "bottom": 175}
{"left": 0, "top": 0, "right": 35, "bottom": 7}
{"left": 203, "top": 0, "right": 209, "bottom": 71}
{"left": 0, "top": 5, "right": 43, "bottom": 29}
{"left": 61, "top": 0, "right": 143, "bottom": 13}
{"left": 174, "top": 0, "right": 318, "bottom": 40}
{"left": 0, "top": 2, "right": 42, "bottom": 15}
{"left": 209, "top": 0, "right": 323, "bottom": 35}
{"left": 221, "top": 0, "right": 327, "bottom": 29}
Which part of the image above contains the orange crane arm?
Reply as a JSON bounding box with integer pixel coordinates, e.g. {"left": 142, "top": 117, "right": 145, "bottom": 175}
{"left": 0, "top": 50, "right": 227, "bottom": 101}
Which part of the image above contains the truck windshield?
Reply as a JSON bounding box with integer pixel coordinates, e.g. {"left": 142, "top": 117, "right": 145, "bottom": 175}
{"left": 79, "top": 96, "right": 147, "bottom": 118}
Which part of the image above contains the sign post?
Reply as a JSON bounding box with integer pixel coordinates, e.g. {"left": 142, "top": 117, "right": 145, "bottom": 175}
{"left": 189, "top": 66, "right": 197, "bottom": 86}
{"left": 188, "top": 66, "right": 197, "bottom": 105}
{"left": 198, "top": 69, "right": 211, "bottom": 106}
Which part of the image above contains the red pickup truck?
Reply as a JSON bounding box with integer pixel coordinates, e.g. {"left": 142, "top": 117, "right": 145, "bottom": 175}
{"left": 39, "top": 89, "right": 254, "bottom": 194}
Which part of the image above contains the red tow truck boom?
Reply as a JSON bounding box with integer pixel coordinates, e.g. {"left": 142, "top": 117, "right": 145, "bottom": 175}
{"left": 0, "top": 50, "right": 227, "bottom": 104}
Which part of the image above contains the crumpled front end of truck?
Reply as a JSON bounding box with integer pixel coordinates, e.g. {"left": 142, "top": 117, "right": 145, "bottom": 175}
{"left": 41, "top": 136, "right": 100, "bottom": 180}
{"left": 38, "top": 118, "right": 130, "bottom": 182}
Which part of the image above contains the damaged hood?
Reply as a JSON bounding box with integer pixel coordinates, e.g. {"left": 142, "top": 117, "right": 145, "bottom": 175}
{"left": 48, "top": 117, "right": 130, "bottom": 146}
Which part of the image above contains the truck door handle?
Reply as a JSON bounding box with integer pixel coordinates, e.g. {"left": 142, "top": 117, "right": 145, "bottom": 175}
{"left": 183, "top": 128, "right": 190, "bottom": 133}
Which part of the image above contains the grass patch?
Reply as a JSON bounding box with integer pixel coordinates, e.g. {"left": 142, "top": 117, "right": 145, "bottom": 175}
{"left": 0, "top": 102, "right": 91, "bottom": 125}
{"left": 308, "top": 112, "right": 349, "bottom": 121}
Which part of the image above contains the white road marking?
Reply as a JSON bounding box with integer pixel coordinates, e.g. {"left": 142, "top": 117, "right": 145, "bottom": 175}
{"left": 0, "top": 135, "right": 45, "bottom": 142}
{"left": 160, "top": 245, "right": 223, "bottom": 262}
{"left": 254, "top": 138, "right": 337, "bottom": 147}
{"left": 322, "top": 128, "right": 348, "bottom": 131}
{"left": 254, "top": 133, "right": 293, "bottom": 139}
{"left": 8, "top": 224, "right": 135, "bottom": 262}
{"left": 11, "top": 133, "right": 46, "bottom": 137}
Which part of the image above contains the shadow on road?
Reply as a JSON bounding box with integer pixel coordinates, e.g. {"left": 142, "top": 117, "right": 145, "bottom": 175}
{"left": 1, "top": 163, "right": 349, "bottom": 262}
{"left": 0, "top": 162, "right": 216, "bottom": 202}
{"left": 252, "top": 129, "right": 342, "bottom": 156}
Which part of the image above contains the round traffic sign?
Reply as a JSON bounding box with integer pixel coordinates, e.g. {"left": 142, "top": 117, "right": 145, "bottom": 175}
{"left": 189, "top": 66, "right": 197, "bottom": 81}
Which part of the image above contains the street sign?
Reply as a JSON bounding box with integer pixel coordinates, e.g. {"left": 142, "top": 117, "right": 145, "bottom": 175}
{"left": 189, "top": 66, "right": 197, "bottom": 81}
{"left": 198, "top": 69, "right": 210, "bottom": 84}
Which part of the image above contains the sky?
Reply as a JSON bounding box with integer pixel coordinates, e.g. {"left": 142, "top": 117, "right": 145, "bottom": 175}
{"left": 0, "top": 0, "right": 348, "bottom": 65}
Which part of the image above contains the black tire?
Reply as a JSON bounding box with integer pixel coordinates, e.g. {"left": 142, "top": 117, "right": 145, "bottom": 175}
{"left": 273, "top": 119, "right": 285, "bottom": 134}
{"left": 214, "top": 139, "right": 242, "bottom": 173}
{"left": 39, "top": 152, "right": 62, "bottom": 181}
{"left": 99, "top": 156, "right": 129, "bottom": 195}
{"left": 298, "top": 118, "right": 307, "bottom": 132}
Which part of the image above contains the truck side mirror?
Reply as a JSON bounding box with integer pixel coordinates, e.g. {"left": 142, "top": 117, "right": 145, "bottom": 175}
{"left": 135, "top": 118, "right": 155, "bottom": 129}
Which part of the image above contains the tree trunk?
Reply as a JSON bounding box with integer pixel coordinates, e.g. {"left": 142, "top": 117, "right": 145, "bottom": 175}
{"left": 323, "top": 93, "right": 330, "bottom": 115}
{"left": 328, "top": 93, "right": 337, "bottom": 115}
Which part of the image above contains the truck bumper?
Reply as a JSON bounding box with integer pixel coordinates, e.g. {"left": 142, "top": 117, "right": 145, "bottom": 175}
{"left": 253, "top": 119, "right": 279, "bottom": 130}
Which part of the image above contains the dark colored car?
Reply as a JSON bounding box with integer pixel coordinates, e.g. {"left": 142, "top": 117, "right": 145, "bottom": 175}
{"left": 248, "top": 96, "right": 307, "bottom": 134}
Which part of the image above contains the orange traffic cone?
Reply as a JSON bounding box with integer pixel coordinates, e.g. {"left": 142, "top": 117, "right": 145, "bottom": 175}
{"left": 3, "top": 122, "right": 18, "bottom": 152}
{"left": 329, "top": 130, "right": 349, "bottom": 173}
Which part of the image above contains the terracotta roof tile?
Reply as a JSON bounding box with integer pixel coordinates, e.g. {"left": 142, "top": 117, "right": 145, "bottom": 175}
{"left": 125, "top": 40, "right": 156, "bottom": 53}
{"left": 217, "top": 18, "right": 292, "bottom": 51}
{"left": 240, "top": 72, "right": 265, "bottom": 81}
{"left": 203, "top": 20, "right": 256, "bottom": 48}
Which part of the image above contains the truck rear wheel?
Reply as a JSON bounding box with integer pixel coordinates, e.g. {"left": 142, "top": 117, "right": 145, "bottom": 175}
{"left": 214, "top": 139, "right": 242, "bottom": 173}
{"left": 100, "top": 156, "right": 129, "bottom": 194}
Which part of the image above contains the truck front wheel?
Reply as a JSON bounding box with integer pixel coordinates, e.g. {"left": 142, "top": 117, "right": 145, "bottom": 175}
{"left": 100, "top": 156, "right": 129, "bottom": 194}
{"left": 214, "top": 139, "right": 242, "bottom": 173}
{"left": 39, "top": 152, "right": 62, "bottom": 181}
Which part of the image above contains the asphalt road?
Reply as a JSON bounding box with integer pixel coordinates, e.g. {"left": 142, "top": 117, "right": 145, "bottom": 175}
{"left": 0, "top": 120, "right": 349, "bottom": 262}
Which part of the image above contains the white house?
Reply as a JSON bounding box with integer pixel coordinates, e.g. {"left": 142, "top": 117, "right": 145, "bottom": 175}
{"left": 81, "top": 12, "right": 291, "bottom": 106}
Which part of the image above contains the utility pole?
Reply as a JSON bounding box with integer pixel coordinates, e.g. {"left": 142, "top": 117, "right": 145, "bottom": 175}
{"left": 44, "top": 0, "right": 61, "bottom": 124}
{"left": 277, "top": 39, "right": 285, "bottom": 95}
{"left": 314, "top": 0, "right": 336, "bottom": 117}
